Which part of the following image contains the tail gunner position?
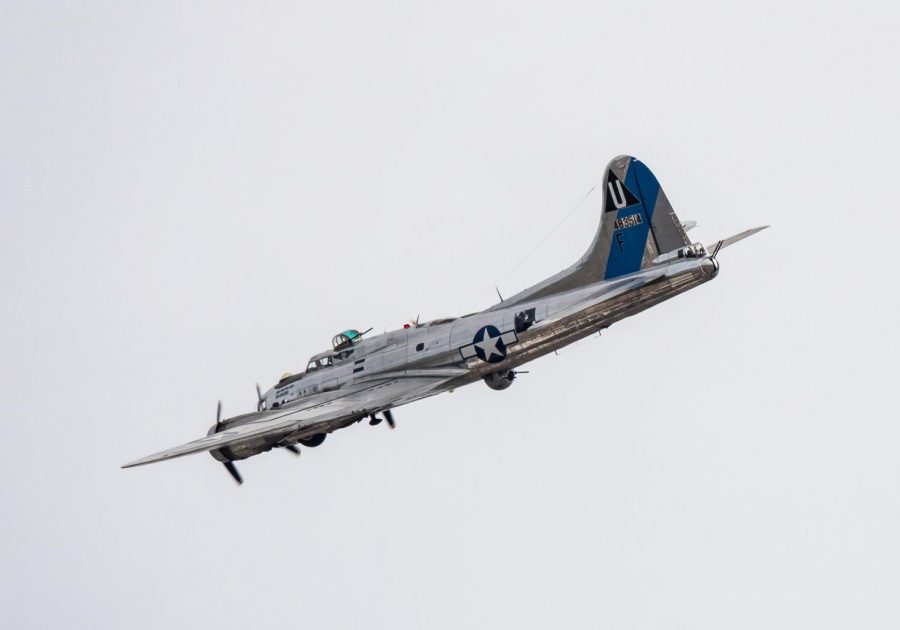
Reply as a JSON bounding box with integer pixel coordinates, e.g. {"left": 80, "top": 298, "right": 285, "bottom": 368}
{"left": 123, "top": 155, "right": 767, "bottom": 484}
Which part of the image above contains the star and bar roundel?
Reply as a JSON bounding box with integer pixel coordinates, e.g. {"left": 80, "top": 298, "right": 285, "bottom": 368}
{"left": 459, "top": 325, "right": 519, "bottom": 364}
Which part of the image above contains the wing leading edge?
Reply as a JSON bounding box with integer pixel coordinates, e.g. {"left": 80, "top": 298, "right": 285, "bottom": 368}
{"left": 122, "top": 375, "right": 455, "bottom": 469}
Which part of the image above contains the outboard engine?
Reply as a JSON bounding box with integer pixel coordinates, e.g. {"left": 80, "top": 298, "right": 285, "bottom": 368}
{"left": 207, "top": 422, "right": 278, "bottom": 463}
{"left": 484, "top": 369, "right": 517, "bottom": 391}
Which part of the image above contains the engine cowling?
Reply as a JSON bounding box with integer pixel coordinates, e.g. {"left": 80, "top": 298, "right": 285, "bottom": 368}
{"left": 484, "top": 370, "right": 516, "bottom": 391}
{"left": 299, "top": 433, "right": 327, "bottom": 448}
{"left": 207, "top": 423, "right": 278, "bottom": 463}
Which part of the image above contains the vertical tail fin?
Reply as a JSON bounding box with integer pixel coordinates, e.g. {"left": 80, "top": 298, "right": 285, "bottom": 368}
{"left": 495, "top": 155, "right": 691, "bottom": 308}
{"left": 592, "top": 155, "right": 690, "bottom": 280}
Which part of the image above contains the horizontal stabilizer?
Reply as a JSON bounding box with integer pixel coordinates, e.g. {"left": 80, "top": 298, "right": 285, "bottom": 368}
{"left": 710, "top": 225, "right": 769, "bottom": 252}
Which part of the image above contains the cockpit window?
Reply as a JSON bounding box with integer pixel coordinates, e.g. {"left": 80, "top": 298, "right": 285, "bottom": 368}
{"left": 306, "top": 356, "right": 334, "bottom": 373}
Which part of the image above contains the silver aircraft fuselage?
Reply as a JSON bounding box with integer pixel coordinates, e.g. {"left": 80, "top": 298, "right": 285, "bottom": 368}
{"left": 252, "top": 250, "right": 718, "bottom": 427}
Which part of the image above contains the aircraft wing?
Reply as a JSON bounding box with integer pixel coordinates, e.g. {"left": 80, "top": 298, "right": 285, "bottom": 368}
{"left": 121, "top": 375, "right": 455, "bottom": 469}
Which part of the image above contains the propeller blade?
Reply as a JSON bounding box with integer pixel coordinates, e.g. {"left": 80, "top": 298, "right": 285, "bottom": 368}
{"left": 384, "top": 409, "right": 396, "bottom": 430}
{"left": 710, "top": 239, "right": 724, "bottom": 260}
{"left": 216, "top": 400, "right": 223, "bottom": 425}
{"left": 256, "top": 383, "right": 263, "bottom": 411}
{"left": 223, "top": 461, "right": 243, "bottom": 485}
{"left": 284, "top": 444, "right": 300, "bottom": 455}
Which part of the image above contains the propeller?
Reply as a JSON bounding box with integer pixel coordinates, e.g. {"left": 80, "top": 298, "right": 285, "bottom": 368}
{"left": 284, "top": 444, "right": 300, "bottom": 455}
{"left": 256, "top": 383, "right": 264, "bottom": 411}
{"left": 223, "top": 461, "right": 243, "bottom": 484}
{"left": 710, "top": 239, "right": 724, "bottom": 261}
{"left": 214, "top": 401, "right": 243, "bottom": 485}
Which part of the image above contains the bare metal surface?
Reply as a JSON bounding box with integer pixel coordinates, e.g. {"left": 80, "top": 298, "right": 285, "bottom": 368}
{"left": 122, "top": 154, "right": 765, "bottom": 472}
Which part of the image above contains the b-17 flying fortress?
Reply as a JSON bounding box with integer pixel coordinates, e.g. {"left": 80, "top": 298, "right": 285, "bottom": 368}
{"left": 123, "top": 155, "right": 766, "bottom": 484}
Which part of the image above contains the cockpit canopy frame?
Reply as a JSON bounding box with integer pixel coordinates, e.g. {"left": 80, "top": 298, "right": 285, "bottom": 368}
{"left": 305, "top": 355, "right": 333, "bottom": 373}
{"left": 332, "top": 329, "right": 362, "bottom": 351}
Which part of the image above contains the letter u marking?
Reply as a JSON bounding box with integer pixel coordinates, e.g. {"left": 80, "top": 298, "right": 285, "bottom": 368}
{"left": 608, "top": 181, "right": 627, "bottom": 209}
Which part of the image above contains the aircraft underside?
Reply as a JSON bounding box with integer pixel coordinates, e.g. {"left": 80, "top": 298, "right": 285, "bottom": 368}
{"left": 449, "top": 258, "right": 718, "bottom": 389}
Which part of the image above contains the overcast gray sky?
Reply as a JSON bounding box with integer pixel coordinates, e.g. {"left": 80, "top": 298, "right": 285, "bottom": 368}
{"left": 2, "top": 1, "right": 899, "bottom": 628}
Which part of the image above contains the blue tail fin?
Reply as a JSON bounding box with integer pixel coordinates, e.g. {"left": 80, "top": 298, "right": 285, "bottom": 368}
{"left": 598, "top": 156, "right": 690, "bottom": 280}
{"left": 491, "top": 156, "right": 691, "bottom": 308}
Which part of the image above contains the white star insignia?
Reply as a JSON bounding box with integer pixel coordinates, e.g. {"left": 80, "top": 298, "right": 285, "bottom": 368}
{"left": 475, "top": 329, "right": 501, "bottom": 361}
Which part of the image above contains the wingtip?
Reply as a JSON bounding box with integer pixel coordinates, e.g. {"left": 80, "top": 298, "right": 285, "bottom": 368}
{"left": 121, "top": 454, "right": 170, "bottom": 469}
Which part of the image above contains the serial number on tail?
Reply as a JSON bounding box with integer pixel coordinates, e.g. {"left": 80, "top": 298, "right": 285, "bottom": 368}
{"left": 614, "top": 213, "right": 643, "bottom": 229}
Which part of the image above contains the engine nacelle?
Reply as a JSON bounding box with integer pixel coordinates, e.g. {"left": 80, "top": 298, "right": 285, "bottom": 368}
{"left": 484, "top": 369, "right": 516, "bottom": 391}
{"left": 207, "top": 424, "right": 278, "bottom": 463}
{"left": 299, "top": 433, "right": 326, "bottom": 448}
